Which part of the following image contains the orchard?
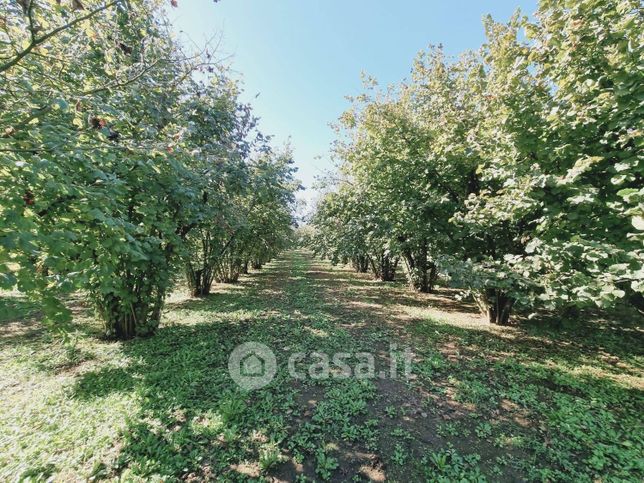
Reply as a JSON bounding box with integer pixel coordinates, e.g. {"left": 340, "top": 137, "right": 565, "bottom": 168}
{"left": 0, "top": 0, "right": 299, "bottom": 338}
{"left": 0, "top": 1, "right": 642, "bottom": 481}
{"left": 312, "top": 0, "right": 643, "bottom": 325}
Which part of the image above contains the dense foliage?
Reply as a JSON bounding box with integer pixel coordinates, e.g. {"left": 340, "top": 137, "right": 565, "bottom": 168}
{"left": 184, "top": 144, "right": 298, "bottom": 295}
{"left": 312, "top": 0, "right": 643, "bottom": 324}
{"left": 0, "top": 0, "right": 298, "bottom": 338}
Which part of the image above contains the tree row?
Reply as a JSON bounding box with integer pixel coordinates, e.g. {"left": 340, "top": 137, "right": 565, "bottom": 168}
{"left": 0, "top": 0, "right": 299, "bottom": 339}
{"left": 311, "top": 0, "right": 642, "bottom": 324}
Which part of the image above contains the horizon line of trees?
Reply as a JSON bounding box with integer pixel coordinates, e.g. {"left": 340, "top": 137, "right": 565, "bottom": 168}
{"left": 0, "top": 0, "right": 300, "bottom": 339}
{"left": 310, "top": 0, "right": 642, "bottom": 325}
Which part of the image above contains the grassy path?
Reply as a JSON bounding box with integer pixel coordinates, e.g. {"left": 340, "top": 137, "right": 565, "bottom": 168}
{"left": 0, "top": 250, "right": 642, "bottom": 481}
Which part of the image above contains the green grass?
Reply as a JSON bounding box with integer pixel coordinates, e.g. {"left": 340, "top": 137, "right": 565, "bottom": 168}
{"left": 408, "top": 315, "right": 644, "bottom": 481}
{"left": 0, "top": 251, "right": 642, "bottom": 481}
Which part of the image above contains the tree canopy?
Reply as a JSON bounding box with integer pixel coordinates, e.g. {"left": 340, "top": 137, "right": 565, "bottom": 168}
{"left": 311, "top": 0, "right": 643, "bottom": 324}
{"left": 0, "top": 0, "right": 299, "bottom": 338}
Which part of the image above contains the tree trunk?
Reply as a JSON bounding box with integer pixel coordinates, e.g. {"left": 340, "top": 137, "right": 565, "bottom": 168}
{"left": 215, "top": 252, "right": 242, "bottom": 283}
{"left": 98, "top": 283, "right": 164, "bottom": 339}
{"left": 382, "top": 255, "right": 397, "bottom": 281}
{"left": 190, "top": 283, "right": 211, "bottom": 297}
{"left": 110, "top": 312, "right": 137, "bottom": 340}
{"left": 483, "top": 288, "right": 514, "bottom": 325}
{"left": 251, "top": 260, "right": 262, "bottom": 270}
{"left": 352, "top": 255, "right": 369, "bottom": 273}
{"left": 240, "top": 260, "right": 249, "bottom": 274}
{"left": 371, "top": 253, "right": 398, "bottom": 282}
{"left": 403, "top": 245, "right": 437, "bottom": 293}
{"left": 402, "top": 238, "right": 439, "bottom": 293}
{"left": 428, "top": 262, "right": 438, "bottom": 292}
{"left": 186, "top": 266, "right": 213, "bottom": 297}
{"left": 360, "top": 255, "right": 369, "bottom": 273}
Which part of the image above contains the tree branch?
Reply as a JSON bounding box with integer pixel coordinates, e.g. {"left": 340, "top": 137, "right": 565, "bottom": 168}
{"left": 0, "top": 1, "right": 121, "bottom": 74}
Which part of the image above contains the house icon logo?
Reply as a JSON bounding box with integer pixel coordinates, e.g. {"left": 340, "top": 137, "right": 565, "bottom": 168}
{"left": 241, "top": 353, "right": 265, "bottom": 377}
{"left": 228, "top": 342, "right": 277, "bottom": 390}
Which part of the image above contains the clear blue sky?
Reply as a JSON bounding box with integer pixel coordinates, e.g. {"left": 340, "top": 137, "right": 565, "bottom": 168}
{"left": 170, "top": 0, "right": 537, "bottom": 202}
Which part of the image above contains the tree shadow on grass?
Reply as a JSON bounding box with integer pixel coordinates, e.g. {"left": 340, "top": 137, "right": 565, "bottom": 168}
{"left": 374, "top": 314, "right": 644, "bottom": 480}
{"left": 388, "top": 288, "right": 481, "bottom": 315}
{"left": 166, "top": 293, "right": 258, "bottom": 314}
{"left": 0, "top": 291, "right": 109, "bottom": 378}
{"left": 310, "top": 255, "right": 644, "bottom": 378}
{"left": 14, "top": 251, "right": 643, "bottom": 481}
{"left": 67, "top": 254, "right": 399, "bottom": 481}
{"left": 0, "top": 292, "right": 42, "bottom": 322}
{"left": 0, "top": 290, "right": 102, "bottom": 341}
{"left": 409, "top": 310, "right": 644, "bottom": 379}
{"left": 70, "top": 319, "right": 258, "bottom": 478}
{"left": 73, "top": 367, "right": 136, "bottom": 400}
{"left": 0, "top": 292, "right": 45, "bottom": 344}
{"left": 69, "top": 270, "right": 335, "bottom": 480}
{"left": 303, "top": 254, "right": 644, "bottom": 479}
